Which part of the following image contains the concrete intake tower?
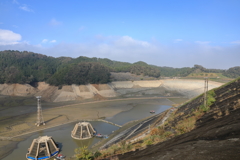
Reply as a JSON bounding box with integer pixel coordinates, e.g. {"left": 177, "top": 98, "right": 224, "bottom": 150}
{"left": 26, "top": 136, "right": 59, "bottom": 160}
{"left": 71, "top": 122, "right": 96, "bottom": 140}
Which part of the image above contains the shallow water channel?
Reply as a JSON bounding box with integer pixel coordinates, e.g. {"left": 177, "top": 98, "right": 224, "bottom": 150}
{"left": 3, "top": 102, "right": 171, "bottom": 160}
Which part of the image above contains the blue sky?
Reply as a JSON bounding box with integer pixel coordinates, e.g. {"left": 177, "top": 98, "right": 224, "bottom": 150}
{"left": 0, "top": 0, "right": 240, "bottom": 69}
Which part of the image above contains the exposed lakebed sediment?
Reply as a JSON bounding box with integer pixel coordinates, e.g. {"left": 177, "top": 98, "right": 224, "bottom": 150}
{"left": 0, "top": 79, "right": 223, "bottom": 102}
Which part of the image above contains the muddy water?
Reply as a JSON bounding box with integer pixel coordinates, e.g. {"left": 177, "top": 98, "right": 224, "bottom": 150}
{"left": 3, "top": 101, "right": 171, "bottom": 160}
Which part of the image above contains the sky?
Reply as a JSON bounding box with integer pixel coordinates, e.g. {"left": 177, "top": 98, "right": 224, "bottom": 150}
{"left": 0, "top": 0, "right": 240, "bottom": 69}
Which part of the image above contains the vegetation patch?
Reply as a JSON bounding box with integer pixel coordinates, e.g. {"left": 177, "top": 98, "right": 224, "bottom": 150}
{"left": 0, "top": 50, "right": 161, "bottom": 85}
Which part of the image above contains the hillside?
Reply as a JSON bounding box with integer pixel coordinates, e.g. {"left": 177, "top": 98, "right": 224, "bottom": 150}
{"left": 0, "top": 50, "right": 160, "bottom": 85}
{"left": 95, "top": 77, "right": 240, "bottom": 160}
{"left": 223, "top": 66, "right": 240, "bottom": 78}
{"left": 0, "top": 50, "right": 240, "bottom": 86}
{"left": 159, "top": 65, "right": 240, "bottom": 79}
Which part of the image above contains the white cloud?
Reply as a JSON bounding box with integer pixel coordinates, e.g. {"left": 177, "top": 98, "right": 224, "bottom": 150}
{"left": 195, "top": 41, "right": 211, "bottom": 45}
{"left": 49, "top": 19, "right": 62, "bottom": 26}
{"left": 19, "top": 4, "right": 34, "bottom": 12}
{"left": 42, "top": 39, "right": 48, "bottom": 43}
{"left": 13, "top": 0, "right": 33, "bottom": 12}
{"left": 114, "top": 36, "right": 150, "bottom": 47}
{"left": 42, "top": 39, "right": 56, "bottom": 43}
{"left": 50, "top": 40, "right": 56, "bottom": 43}
{"left": 174, "top": 39, "right": 183, "bottom": 43}
{"left": 0, "top": 29, "right": 21, "bottom": 45}
{"left": 231, "top": 40, "right": 240, "bottom": 44}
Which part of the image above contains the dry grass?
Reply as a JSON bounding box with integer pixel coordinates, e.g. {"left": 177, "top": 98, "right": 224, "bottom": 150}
{"left": 225, "top": 109, "right": 230, "bottom": 116}
{"left": 95, "top": 142, "right": 134, "bottom": 160}
{"left": 175, "top": 117, "right": 196, "bottom": 134}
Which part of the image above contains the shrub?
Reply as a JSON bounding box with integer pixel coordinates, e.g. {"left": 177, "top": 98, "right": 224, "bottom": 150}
{"left": 93, "top": 151, "right": 101, "bottom": 158}
{"left": 144, "top": 139, "right": 153, "bottom": 146}
{"left": 153, "top": 135, "right": 162, "bottom": 143}
{"left": 134, "top": 143, "right": 142, "bottom": 149}
{"left": 207, "top": 90, "right": 216, "bottom": 106}
{"left": 75, "top": 146, "right": 93, "bottom": 160}
{"left": 150, "top": 128, "right": 159, "bottom": 136}
{"left": 162, "top": 131, "right": 174, "bottom": 138}
{"left": 199, "top": 104, "right": 210, "bottom": 112}
{"left": 126, "top": 143, "right": 133, "bottom": 151}
{"left": 110, "top": 144, "right": 121, "bottom": 155}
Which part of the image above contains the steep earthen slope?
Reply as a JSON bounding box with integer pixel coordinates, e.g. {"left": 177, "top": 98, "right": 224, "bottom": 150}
{"left": 116, "top": 78, "right": 240, "bottom": 160}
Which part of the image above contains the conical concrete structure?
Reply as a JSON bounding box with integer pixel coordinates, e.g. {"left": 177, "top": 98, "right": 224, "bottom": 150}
{"left": 26, "top": 136, "right": 59, "bottom": 160}
{"left": 71, "top": 122, "right": 96, "bottom": 140}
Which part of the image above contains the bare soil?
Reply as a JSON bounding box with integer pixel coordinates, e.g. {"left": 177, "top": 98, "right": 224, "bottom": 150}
{"left": 79, "top": 85, "right": 90, "bottom": 92}
{"left": 92, "top": 84, "right": 111, "bottom": 91}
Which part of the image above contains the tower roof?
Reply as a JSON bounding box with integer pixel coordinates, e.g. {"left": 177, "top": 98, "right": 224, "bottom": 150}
{"left": 34, "top": 136, "right": 52, "bottom": 143}
{"left": 77, "top": 122, "right": 91, "bottom": 126}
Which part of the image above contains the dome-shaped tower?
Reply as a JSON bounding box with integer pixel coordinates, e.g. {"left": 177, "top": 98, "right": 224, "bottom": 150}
{"left": 26, "top": 136, "right": 59, "bottom": 160}
{"left": 71, "top": 122, "right": 96, "bottom": 140}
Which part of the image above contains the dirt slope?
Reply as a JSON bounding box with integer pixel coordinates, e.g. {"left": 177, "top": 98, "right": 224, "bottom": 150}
{"left": 0, "top": 80, "right": 222, "bottom": 102}
{"left": 117, "top": 109, "right": 240, "bottom": 160}
{"left": 111, "top": 78, "right": 240, "bottom": 160}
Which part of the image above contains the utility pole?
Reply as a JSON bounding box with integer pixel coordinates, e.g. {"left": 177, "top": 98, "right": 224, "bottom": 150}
{"left": 35, "top": 96, "right": 45, "bottom": 127}
{"left": 203, "top": 77, "right": 208, "bottom": 107}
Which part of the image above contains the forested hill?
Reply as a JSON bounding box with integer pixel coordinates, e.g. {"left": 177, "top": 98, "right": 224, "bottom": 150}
{"left": 158, "top": 65, "right": 240, "bottom": 78}
{"left": 0, "top": 50, "right": 239, "bottom": 85}
{"left": 158, "top": 64, "right": 224, "bottom": 77}
{"left": 0, "top": 50, "right": 160, "bottom": 85}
